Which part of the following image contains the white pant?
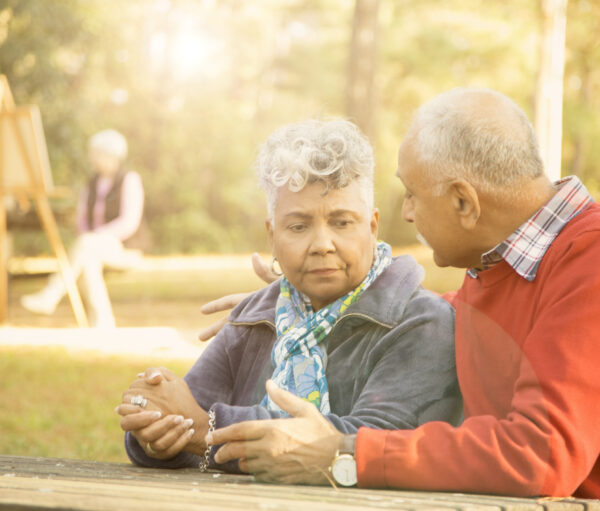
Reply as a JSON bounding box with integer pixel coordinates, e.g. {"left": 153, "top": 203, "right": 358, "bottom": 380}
{"left": 43, "top": 232, "right": 136, "bottom": 327}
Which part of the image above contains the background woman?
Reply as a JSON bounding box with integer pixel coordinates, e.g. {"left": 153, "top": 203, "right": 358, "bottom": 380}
{"left": 21, "top": 129, "right": 146, "bottom": 327}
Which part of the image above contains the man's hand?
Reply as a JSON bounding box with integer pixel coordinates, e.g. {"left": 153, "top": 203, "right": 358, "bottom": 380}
{"left": 251, "top": 252, "right": 279, "bottom": 285}
{"left": 206, "top": 380, "right": 344, "bottom": 485}
{"left": 198, "top": 294, "right": 250, "bottom": 341}
{"left": 197, "top": 253, "right": 279, "bottom": 341}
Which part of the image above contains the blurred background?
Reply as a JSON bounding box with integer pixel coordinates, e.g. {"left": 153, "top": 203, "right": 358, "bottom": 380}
{"left": 3, "top": 0, "right": 598, "bottom": 256}
{"left": 1, "top": 0, "right": 599, "bottom": 461}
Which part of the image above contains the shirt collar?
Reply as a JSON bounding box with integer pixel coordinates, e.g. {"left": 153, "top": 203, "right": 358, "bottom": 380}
{"left": 468, "top": 176, "right": 594, "bottom": 282}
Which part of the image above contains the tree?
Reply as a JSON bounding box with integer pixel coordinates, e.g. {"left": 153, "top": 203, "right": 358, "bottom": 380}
{"left": 534, "top": 0, "right": 568, "bottom": 181}
{"left": 345, "top": 0, "right": 380, "bottom": 139}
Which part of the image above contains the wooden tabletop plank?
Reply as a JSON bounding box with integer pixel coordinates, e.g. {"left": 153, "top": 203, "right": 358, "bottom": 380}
{"left": 1, "top": 455, "right": 598, "bottom": 511}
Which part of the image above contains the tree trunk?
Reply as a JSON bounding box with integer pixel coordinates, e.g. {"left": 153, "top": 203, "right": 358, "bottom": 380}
{"left": 346, "top": 0, "right": 380, "bottom": 139}
{"left": 535, "top": 0, "right": 568, "bottom": 182}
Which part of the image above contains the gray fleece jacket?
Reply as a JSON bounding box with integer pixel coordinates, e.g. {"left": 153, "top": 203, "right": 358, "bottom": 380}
{"left": 125, "top": 255, "right": 462, "bottom": 470}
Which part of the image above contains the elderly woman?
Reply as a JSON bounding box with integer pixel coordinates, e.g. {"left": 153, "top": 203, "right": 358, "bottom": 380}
{"left": 21, "top": 129, "right": 146, "bottom": 327}
{"left": 116, "top": 119, "right": 461, "bottom": 473}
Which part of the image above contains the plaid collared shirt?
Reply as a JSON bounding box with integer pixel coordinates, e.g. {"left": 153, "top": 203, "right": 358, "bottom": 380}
{"left": 467, "top": 176, "right": 594, "bottom": 282}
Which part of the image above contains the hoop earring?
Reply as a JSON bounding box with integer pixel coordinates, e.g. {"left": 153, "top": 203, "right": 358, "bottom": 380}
{"left": 270, "top": 257, "right": 283, "bottom": 277}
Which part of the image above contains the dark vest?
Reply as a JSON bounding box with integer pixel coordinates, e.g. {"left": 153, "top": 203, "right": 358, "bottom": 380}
{"left": 85, "top": 168, "right": 151, "bottom": 250}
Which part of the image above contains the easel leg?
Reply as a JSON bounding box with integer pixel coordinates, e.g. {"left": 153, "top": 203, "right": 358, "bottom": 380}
{"left": 34, "top": 194, "right": 88, "bottom": 327}
{"left": 0, "top": 201, "right": 7, "bottom": 324}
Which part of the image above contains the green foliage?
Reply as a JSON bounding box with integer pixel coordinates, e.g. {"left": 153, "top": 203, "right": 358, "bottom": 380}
{"left": 1, "top": 0, "right": 598, "bottom": 252}
{"left": 0, "top": 347, "right": 190, "bottom": 462}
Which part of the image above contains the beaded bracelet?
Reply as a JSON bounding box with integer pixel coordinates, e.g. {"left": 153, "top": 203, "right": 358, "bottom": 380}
{"left": 199, "top": 409, "right": 216, "bottom": 472}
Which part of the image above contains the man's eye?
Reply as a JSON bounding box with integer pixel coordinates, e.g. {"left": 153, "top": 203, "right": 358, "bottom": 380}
{"left": 289, "top": 224, "right": 306, "bottom": 232}
{"left": 333, "top": 219, "right": 353, "bottom": 228}
{"left": 404, "top": 191, "right": 413, "bottom": 200}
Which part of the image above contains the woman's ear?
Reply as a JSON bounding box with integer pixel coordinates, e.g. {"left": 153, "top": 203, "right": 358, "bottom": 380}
{"left": 448, "top": 180, "right": 481, "bottom": 230}
{"left": 370, "top": 208, "right": 380, "bottom": 238}
{"left": 265, "top": 219, "right": 274, "bottom": 248}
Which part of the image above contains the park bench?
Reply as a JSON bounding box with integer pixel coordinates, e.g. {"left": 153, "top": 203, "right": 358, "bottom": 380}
{"left": 1, "top": 455, "right": 599, "bottom": 511}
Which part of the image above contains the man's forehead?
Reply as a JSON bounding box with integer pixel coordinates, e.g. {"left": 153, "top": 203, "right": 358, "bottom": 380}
{"left": 395, "top": 142, "right": 412, "bottom": 180}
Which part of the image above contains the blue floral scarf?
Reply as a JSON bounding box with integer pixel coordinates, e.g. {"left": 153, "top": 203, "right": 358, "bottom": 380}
{"left": 261, "top": 241, "right": 392, "bottom": 415}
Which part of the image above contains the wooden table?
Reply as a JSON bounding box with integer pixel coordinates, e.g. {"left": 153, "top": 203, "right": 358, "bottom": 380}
{"left": 1, "top": 455, "right": 599, "bottom": 511}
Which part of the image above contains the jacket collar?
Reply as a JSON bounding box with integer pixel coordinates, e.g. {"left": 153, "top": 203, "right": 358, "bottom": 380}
{"left": 228, "top": 255, "right": 425, "bottom": 329}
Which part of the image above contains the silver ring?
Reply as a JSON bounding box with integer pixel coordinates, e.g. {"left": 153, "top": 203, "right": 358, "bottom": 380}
{"left": 130, "top": 394, "right": 147, "bottom": 408}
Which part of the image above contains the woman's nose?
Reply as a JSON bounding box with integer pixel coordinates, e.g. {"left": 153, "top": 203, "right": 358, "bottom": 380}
{"left": 309, "top": 227, "right": 336, "bottom": 255}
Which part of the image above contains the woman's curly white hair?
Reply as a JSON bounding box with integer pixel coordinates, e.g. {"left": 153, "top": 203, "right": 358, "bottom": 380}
{"left": 256, "top": 119, "right": 375, "bottom": 217}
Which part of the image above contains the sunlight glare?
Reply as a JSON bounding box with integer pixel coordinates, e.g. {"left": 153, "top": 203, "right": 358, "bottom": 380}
{"left": 171, "top": 28, "right": 222, "bottom": 79}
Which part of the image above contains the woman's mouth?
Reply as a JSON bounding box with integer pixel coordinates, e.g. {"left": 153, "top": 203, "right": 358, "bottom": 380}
{"left": 308, "top": 268, "right": 339, "bottom": 276}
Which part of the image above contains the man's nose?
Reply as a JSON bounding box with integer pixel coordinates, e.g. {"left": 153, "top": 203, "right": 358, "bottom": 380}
{"left": 402, "top": 199, "right": 415, "bottom": 223}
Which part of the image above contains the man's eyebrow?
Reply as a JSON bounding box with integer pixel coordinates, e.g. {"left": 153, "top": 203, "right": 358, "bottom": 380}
{"left": 395, "top": 171, "right": 408, "bottom": 187}
{"left": 282, "top": 211, "right": 312, "bottom": 219}
{"left": 329, "top": 209, "right": 361, "bottom": 217}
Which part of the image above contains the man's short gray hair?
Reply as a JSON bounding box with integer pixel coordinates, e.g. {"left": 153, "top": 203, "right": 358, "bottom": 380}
{"left": 256, "top": 119, "right": 374, "bottom": 217}
{"left": 88, "top": 129, "right": 128, "bottom": 161}
{"left": 406, "top": 88, "right": 544, "bottom": 194}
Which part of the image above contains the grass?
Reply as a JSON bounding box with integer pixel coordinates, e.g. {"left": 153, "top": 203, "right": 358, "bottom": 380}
{"left": 0, "top": 347, "right": 191, "bottom": 462}
{"left": 1, "top": 247, "right": 466, "bottom": 462}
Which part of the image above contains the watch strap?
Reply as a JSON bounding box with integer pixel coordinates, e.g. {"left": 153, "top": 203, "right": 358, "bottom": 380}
{"left": 338, "top": 434, "right": 356, "bottom": 456}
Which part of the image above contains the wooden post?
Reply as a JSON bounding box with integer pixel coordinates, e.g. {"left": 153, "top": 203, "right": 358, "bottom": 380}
{"left": 0, "top": 197, "right": 6, "bottom": 323}
{"left": 0, "top": 75, "right": 88, "bottom": 326}
{"left": 33, "top": 193, "right": 88, "bottom": 327}
{"left": 535, "top": 0, "right": 568, "bottom": 182}
{"left": 0, "top": 76, "right": 12, "bottom": 324}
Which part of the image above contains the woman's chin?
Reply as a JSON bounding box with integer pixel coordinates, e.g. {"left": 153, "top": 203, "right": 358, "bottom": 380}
{"left": 301, "top": 282, "right": 355, "bottom": 309}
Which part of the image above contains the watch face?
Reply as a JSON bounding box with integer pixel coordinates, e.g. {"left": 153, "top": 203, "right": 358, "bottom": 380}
{"left": 331, "top": 454, "right": 357, "bottom": 487}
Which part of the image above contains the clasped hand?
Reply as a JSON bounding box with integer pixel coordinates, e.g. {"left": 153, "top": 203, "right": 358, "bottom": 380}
{"left": 115, "top": 366, "right": 209, "bottom": 460}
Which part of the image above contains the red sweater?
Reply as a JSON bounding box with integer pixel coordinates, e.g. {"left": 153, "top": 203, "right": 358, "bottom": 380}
{"left": 356, "top": 203, "right": 600, "bottom": 497}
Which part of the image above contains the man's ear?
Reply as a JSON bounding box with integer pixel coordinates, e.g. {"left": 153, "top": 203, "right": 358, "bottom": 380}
{"left": 370, "top": 208, "right": 380, "bottom": 238}
{"left": 448, "top": 180, "right": 481, "bottom": 230}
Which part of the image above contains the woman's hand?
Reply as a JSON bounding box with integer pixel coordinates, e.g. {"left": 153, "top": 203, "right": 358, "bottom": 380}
{"left": 116, "top": 405, "right": 195, "bottom": 460}
{"left": 123, "top": 367, "right": 198, "bottom": 418}
{"left": 118, "top": 367, "right": 210, "bottom": 456}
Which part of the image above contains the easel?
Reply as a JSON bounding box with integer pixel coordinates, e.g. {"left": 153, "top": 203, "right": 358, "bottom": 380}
{"left": 0, "top": 75, "right": 88, "bottom": 327}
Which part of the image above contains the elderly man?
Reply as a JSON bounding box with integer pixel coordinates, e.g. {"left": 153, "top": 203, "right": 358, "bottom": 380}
{"left": 206, "top": 88, "right": 600, "bottom": 498}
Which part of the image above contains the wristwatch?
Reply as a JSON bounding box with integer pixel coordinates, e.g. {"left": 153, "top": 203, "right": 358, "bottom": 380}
{"left": 329, "top": 434, "right": 357, "bottom": 487}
